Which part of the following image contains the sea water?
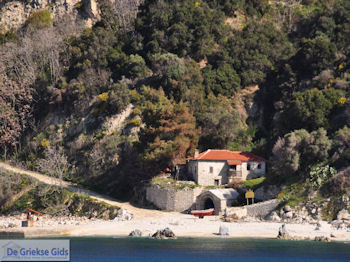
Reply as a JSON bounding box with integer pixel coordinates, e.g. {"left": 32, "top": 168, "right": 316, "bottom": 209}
{"left": 69, "top": 237, "right": 350, "bottom": 261}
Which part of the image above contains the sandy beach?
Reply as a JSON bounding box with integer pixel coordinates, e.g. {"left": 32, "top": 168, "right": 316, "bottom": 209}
{"left": 1, "top": 212, "right": 350, "bottom": 241}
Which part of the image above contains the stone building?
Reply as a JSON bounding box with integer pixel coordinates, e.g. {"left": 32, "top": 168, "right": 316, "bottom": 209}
{"left": 196, "top": 189, "right": 239, "bottom": 215}
{"left": 186, "top": 149, "right": 265, "bottom": 186}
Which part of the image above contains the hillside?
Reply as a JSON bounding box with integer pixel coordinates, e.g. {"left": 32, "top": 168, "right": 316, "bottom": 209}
{"left": 0, "top": 0, "right": 349, "bottom": 216}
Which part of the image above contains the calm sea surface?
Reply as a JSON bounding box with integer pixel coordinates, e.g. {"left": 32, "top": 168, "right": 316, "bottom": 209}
{"left": 68, "top": 237, "right": 350, "bottom": 262}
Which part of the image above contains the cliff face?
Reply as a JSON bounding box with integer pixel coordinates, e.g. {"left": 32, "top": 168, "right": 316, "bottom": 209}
{"left": 0, "top": 0, "right": 143, "bottom": 31}
{"left": 0, "top": 0, "right": 100, "bottom": 30}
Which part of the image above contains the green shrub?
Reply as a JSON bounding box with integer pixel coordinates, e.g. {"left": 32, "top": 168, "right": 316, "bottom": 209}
{"left": 242, "top": 177, "right": 266, "bottom": 189}
{"left": 0, "top": 29, "right": 17, "bottom": 44}
{"left": 26, "top": 10, "right": 53, "bottom": 29}
{"left": 128, "top": 119, "right": 141, "bottom": 126}
{"left": 95, "top": 131, "right": 107, "bottom": 139}
{"left": 132, "top": 108, "right": 141, "bottom": 116}
{"left": 309, "top": 165, "right": 336, "bottom": 188}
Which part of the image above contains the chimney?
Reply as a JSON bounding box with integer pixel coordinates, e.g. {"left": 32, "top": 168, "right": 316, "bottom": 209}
{"left": 194, "top": 149, "right": 199, "bottom": 158}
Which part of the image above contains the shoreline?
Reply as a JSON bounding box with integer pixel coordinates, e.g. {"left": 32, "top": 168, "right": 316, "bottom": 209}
{"left": 1, "top": 213, "right": 349, "bottom": 242}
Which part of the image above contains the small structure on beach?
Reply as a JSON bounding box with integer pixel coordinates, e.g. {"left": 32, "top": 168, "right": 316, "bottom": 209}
{"left": 186, "top": 149, "right": 266, "bottom": 186}
{"left": 196, "top": 189, "right": 239, "bottom": 215}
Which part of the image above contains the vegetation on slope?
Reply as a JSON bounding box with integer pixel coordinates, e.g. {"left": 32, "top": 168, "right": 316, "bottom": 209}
{"left": 0, "top": 0, "right": 349, "bottom": 203}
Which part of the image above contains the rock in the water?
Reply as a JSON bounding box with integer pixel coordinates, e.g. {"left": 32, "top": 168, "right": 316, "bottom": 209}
{"left": 218, "top": 225, "right": 230, "bottom": 236}
{"left": 152, "top": 230, "right": 163, "bottom": 239}
{"left": 129, "top": 229, "right": 142, "bottom": 237}
{"left": 265, "top": 211, "right": 281, "bottom": 222}
{"left": 114, "top": 209, "right": 133, "bottom": 221}
{"left": 337, "top": 209, "right": 350, "bottom": 221}
{"left": 152, "top": 228, "right": 176, "bottom": 239}
{"left": 314, "top": 236, "right": 330, "bottom": 242}
{"left": 277, "top": 224, "right": 290, "bottom": 239}
{"left": 162, "top": 227, "right": 176, "bottom": 238}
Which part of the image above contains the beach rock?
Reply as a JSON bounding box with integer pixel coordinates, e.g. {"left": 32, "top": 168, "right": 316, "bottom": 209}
{"left": 314, "top": 236, "right": 330, "bottom": 242}
{"left": 284, "top": 205, "right": 292, "bottom": 212}
{"left": 331, "top": 220, "right": 346, "bottom": 230}
{"left": 315, "top": 224, "right": 321, "bottom": 231}
{"left": 163, "top": 228, "right": 176, "bottom": 238}
{"left": 337, "top": 209, "right": 350, "bottom": 221}
{"left": 218, "top": 225, "right": 230, "bottom": 235}
{"left": 277, "top": 224, "right": 291, "bottom": 239}
{"left": 152, "top": 230, "right": 163, "bottom": 239}
{"left": 129, "top": 229, "right": 142, "bottom": 237}
{"left": 114, "top": 209, "right": 133, "bottom": 221}
{"left": 282, "top": 211, "right": 293, "bottom": 220}
{"left": 265, "top": 211, "right": 281, "bottom": 222}
{"left": 152, "top": 228, "right": 176, "bottom": 239}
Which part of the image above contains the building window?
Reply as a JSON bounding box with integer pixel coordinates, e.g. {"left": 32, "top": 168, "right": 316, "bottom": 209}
{"left": 210, "top": 166, "right": 213, "bottom": 173}
{"left": 229, "top": 165, "right": 236, "bottom": 170}
{"left": 214, "top": 179, "right": 219, "bottom": 186}
{"left": 247, "top": 163, "right": 251, "bottom": 171}
{"left": 257, "top": 163, "right": 262, "bottom": 169}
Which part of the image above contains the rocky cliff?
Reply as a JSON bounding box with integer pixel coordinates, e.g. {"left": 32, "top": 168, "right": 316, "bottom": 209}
{"left": 0, "top": 0, "right": 143, "bottom": 31}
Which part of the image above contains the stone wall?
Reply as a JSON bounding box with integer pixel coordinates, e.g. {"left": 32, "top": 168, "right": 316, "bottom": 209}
{"left": 146, "top": 185, "right": 203, "bottom": 212}
{"left": 225, "top": 206, "right": 247, "bottom": 218}
{"left": 226, "top": 199, "right": 281, "bottom": 218}
{"left": 246, "top": 199, "right": 281, "bottom": 218}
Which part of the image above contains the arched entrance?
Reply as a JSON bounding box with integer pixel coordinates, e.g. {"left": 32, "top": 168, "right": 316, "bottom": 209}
{"left": 204, "top": 198, "right": 214, "bottom": 209}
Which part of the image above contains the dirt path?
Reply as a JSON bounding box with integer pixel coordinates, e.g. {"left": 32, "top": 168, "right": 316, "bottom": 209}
{"left": 0, "top": 162, "right": 164, "bottom": 220}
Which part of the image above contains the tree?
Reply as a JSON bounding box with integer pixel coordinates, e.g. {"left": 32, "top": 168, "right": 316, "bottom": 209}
{"left": 331, "top": 126, "right": 350, "bottom": 169}
{"left": 196, "top": 94, "right": 249, "bottom": 150}
{"left": 281, "top": 88, "right": 345, "bottom": 132}
{"left": 0, "top": 74, "right": 33, "bottom": 151}
{"left": 203, "top": 63, "right": 241, "bottom": 97}
{"left": 326, "top": 167, "right": 350, "bottom": 195}
{"left": 139, "top": 87, "right": 199, "bottom": 171}
{"left": 292, "top": 35, "right": 337, "bottom": 78}
{"left": 37, "top": 146, "right": 71, "bottom": 214}
{"left": 270, "top": 128, "right": 331, "bottom": 180}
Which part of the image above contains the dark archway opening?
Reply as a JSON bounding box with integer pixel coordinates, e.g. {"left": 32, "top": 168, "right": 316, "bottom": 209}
{"left": 204, "top": 198, "right": 214, "bottom": 209}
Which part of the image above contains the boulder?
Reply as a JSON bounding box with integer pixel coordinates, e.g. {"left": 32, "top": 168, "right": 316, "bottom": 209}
{"left": 152, "top": 228, "right": 176, "bottom": 239}
{"left": 282, "top": 211, "right": 293, "bottom": 220}
{"left": 162, "top": 227, "right": 176, "bottom": 238}
{"left": 314, "top": 236, "right": 330, "bottom": 242}
{"left": 277, "top": 224, "right": 291, "bottom": 239}
{"left": 284, "top": 205, "right": 292, "bottom": 212}
{"left": 152, "top": 230, "right": 163, "bottom": 239}
{"left": 265, "top": 211, "right": 281, "bottom": 222}
{"left": 218, "top": 225, "right": 230, "bottom": 236}
{"left": 114, "top": 209, "right": 133, "bottom": 221}
{"left": 337, "top": 209, "right": 350, "bottom": 221}
{"left": 129, "top": 229, "right": 142, "bottom": 237}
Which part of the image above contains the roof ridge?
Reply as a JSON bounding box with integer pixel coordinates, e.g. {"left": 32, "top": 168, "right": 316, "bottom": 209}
{"left": 198, "top": 149, "right": 210, "bottom": 160}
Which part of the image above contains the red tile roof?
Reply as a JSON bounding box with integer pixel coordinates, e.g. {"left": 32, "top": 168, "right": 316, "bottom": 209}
{"left": 189, "top": 150, "right": 264, "bottom": 162}
{"left": 227, "top": 160, "right": 242, "bottom": 165}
